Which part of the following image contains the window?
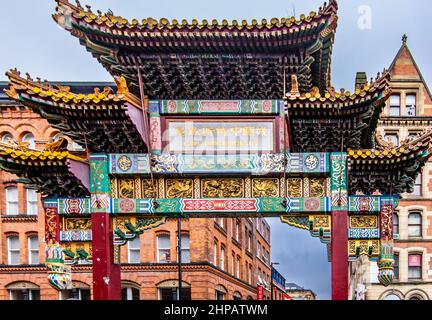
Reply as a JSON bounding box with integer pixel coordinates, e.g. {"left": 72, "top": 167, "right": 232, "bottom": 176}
{"left": 180, "top": 234, "right": 190, "bottom": 263}
{"left": 408, "top": 254, "right": 422, "bottom": 279}
{"left": 393, "top": 212, "right": 399, "bottom": 236}
{"left": 408, "top": 212, "right": 422, "bottom": 237}
{"left": 389, "top": 94, "right": 400, "bottom": 116}
{"left": 247, "top": 232, "right": 252, "bottom": 252}
{"left": 159, "top": 287, "right": 191, "bottom": 300}
{"left": 219, "top": 218, "right": 224, "bottom": 229}
{"left": 128, "top": 236, "right": 140, "bottom": 263}
{"left": 122, "top": 287, "right": 140, "bottom": 300}
{"left": 235, "top": 221, "right": 240, "bottom": 242}
{"left": 10, "top": 289, "right": 40, "bottom": 300}
{"left": 383, "top": 294, "right": 401, "bottom": 300}
{"left": 1, "top": 133, "right": 13, "bottom": 144}
{"left": 384, "top": 133, "right": 399, "bottom": 147}
{"left": 257, "top": 241, "right": 261, "bottom": 258}
{"left": 412, "top": 174, "right": 422, "bottom": 196}
{"left": 394, "top": 253, "right": 399, "bottom": 280}
{"left": 215, "top": 289, "right": 226, "bottom": 300}
{"left": 8, "top": 236, "right": 20, "bottom": 265}
{"left": 236, "top": 256, "right": 240, "bottom": 278}
{"left": 231, "top": 253, "right": 235, "bottom": 275}
{"left": 213, "top": 241, "right": 218, "bottom": 266}
{"left": 6, "top": 187, "right": 19, "bottom": 215}
{"left": 22, "top": 133, "right": 35, "bottom": 149}
{"left": 157, "top": 234, "right": 170, "bottom": 263}
{"left": 28, "top": 236, "right": 39, "bottom": 265}
{"left": 60, "top": 288, "right": 90, "bottom": 300}
{"left": 220, "top": 246, "right": 225, "bottom": 271}
{"left": 249, "top": 265, "right": 253, "bottom": 284}
{"left": 26, "top": 189, "right": 38, "bottom": 215}
{"left": 406, "top": 94, "right": 416, "bottom": 116}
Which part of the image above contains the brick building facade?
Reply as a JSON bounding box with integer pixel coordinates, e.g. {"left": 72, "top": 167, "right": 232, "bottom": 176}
{"left": 0, "top": 85, "right": 271, "bottom": 300}
{"left": 349, "top": 36, "right": 432, "bottom": 300}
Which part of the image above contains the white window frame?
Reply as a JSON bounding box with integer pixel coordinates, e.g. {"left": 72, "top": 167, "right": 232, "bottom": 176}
{"left": 220, "top": 246, "right": 225, "bottom": 271}
{"left": 8, "top": 236, "right": 20, "bottom": 265}
{"left": 180, "top": 234, "right": 190, "bottom": 263}
{"left": 28, "top": 235, "right": 39, "bottom": 265}
{"left": 157, "top": 234, "right": 171, "bottom": 263}
{"left": 6, "top": 187, "right": 19, "bottom": 215}
{"left": 128, "top": 236, "right": 141, "bottom": 263}
{"left": 26, "top": 188, "right": 38, "bottom": 215}
{"left": 22, "top": 133, "right": 35, "bottom": 149}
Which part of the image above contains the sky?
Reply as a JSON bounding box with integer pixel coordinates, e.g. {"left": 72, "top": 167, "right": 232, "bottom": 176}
{"left": 1, "top": 0, "right": 431, "bottom": 299}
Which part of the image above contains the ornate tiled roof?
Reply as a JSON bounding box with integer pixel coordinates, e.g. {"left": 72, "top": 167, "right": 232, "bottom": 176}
{"left": 52, "top": 0, "right": 338, "bottom": 98}
{"left": 53, "top": 0, "right": 337, "bottom": 39}
{"left": 5, "top": 69, "right": 127, "bottom": 107}
{"left": 4, "top": 70, "right": 147, "bottom": 154}
{"left": 0, "top": 143, "right": 87, "bottom": 164}
{"left": 285, "top": 70, "right": 391, "bottom": 107}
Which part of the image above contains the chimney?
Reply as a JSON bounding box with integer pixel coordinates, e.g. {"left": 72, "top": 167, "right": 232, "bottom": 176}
{"left": 355, "top": 72, "right": 367, "bottom": 89}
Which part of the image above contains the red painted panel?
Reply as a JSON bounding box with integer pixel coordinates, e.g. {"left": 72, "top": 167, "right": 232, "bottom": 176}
{"left": 331, "top": 210, "right": 348, "bottom": 300}
{"left": 91, "top": 212, "right": 121, "bottom": 300}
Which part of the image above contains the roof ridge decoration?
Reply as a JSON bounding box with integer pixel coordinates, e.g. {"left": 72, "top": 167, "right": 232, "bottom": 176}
{"left": 4, "top": 68, "right": 126, "bottom": 105}
{"left": 0, "top": 141, "right": 87, "bottom": 163}
{"left": 54, "top": 0, "right": 338, "bottom": 32}
{"left": 348, "top": 128, "right": 432, "bottom": 160}
{"left": 285, "top": 68, "right": 391, "bottom": 104}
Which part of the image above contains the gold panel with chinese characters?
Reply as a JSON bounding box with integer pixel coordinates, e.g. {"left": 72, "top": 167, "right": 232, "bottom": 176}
{"left": 252, "top": 178, "right": 279, "bottom": 197}
{"left": 201, "top": 178, "right": 244, "bottom": 198}
{"left": 166, "top": 179, "right": 193, "bottom": 198}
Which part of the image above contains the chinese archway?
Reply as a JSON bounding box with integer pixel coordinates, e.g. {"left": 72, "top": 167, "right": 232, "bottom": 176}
{"left": 1, "top": 0, "right": 431, "bottom": 300}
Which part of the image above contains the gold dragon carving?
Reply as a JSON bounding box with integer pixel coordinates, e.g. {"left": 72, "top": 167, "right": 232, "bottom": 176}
{"left": 118, "top": 179, "right": 135, "bottom": 199}
{"left": 350, "top": 216, "right": 378, "bottom": 228}
{"left": 65, "top": 218, "right": 92, "bottom": 230}
{"left": 310, "top": 178, "right": 326, "bottom": 197}
{"left": 202, "top": 178, "right": 244, "bottom": 198}
{"left": 252, "top": 178, "right": 279, "bottom": 197}
{"left": 166, "top": 179, "right": 193, "bottom": 198}
{"left": 286, "top": 178, "right": 302, "bottom": 197}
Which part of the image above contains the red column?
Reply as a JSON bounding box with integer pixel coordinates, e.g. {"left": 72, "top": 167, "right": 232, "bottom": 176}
{"left": 92, "top": 212, "right": 121, "bottom": 300}
{"left": 331, "top": 210, "right": 348, "bottom": 300}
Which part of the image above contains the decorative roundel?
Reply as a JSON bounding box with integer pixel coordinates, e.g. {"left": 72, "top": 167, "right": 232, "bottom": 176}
{"left": 305, "top": 154, "right": 319, "bottom": 170}
{"left": 117, "top": 155, "right": 132, "bottom": 172}
{"left": 118, "top": 199, "right": 135, "bottom": 213}
{"left": 304, "top": 198, "right": 320, "bottom": 211}
{"left": 262, "top": 100, "right": 272, "bottom": 112}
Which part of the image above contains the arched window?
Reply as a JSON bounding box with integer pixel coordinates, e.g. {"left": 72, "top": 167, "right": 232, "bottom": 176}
{"left": 60, "top": 282, "right": 90, "bottom": 300}
{"left": 215, "top": 285, "right": 227, "bottom": 300}
{"left": 383, "top": 294, "right": 401, "bottom": 300}
{"left": 408, "top": 212, "right": 422, "bottom": 237}
{"left": 128, "top": 236, "right": 140, "bottom": 264}
{"left": 408, "top": 254, "right": 422, "bottom": 280}
{"left": 122, "top": 282, "right": 140, "bottom": 300}
{"left": 157, "top": 234, "right": 171, "bottom": 263}
{"left": 22, "top": 133, "right": 35, "bottom": 149}
{"left": 180, "top": 234, "right": 190, "bottom": 263}
{"left": 6, "top": 187, "right": 19, "bottom": 215}
{"left": 393, "top": 212, "right": 399, "bottom": 236}
{"left": 7, "top": 235, "right": 20, "bottom": 265}
{"left": 26, "top": 188, "right": 38, "bottom": 215}
{"left": 233, "top": 291, "right": 242, "bottom": 300}
{"left": 157, "top": 280, "right": 191, "bottom": 300}
{"left": 28, "top": 235, "right": 39, "bottom": 265}
{"left": 1, "top": 133, "right": 13, "bottom": 144}
{"left": 7, "top": 282, "right": 40, "bottom": 300}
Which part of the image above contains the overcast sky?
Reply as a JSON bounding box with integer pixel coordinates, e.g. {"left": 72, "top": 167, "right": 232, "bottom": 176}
{"left": 1, "top": 0, "right": 431, "bottom": 299}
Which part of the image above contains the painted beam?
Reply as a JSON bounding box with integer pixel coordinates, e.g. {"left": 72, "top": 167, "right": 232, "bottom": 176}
{"left": 149, "top": 100, "right": 283, "bottom": 115}
{"left": 108, "top": 153, "right": 329, "bottom": 175}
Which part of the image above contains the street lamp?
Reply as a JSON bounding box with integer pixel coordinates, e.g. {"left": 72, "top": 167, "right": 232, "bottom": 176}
{"left": 270, "top": 262, "right": 279, "bottom": 300}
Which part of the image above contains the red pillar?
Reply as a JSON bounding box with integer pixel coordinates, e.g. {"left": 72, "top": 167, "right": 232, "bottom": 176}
{"left": 330, "top": 152, "right": 348, "bottom": 300}
{"left": 92, "top": 212, "right": 121, "bottom": 300}
{"left": 331, "top": 210, "right": 348, "bottom": 300}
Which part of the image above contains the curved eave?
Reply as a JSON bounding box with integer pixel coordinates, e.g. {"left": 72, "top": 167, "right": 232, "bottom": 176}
{"left": 54, "top": 0, "right": 337, "bottom": 43}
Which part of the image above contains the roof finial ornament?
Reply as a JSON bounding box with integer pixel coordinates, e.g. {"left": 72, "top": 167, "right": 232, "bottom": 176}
{"left": 85, "top": 4, "right": 92, "bottom": 13}
{"left": 75, "top": 0, "right": 82, "bottom": 10}
{"left": 290, "top": 74, "right": 299, "bottom": 96}
{"left": 402, "top": 34, "right": 408, "bottom": 46}
{"left": 25, "top": 73, "right": 33, "bottom": 82}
